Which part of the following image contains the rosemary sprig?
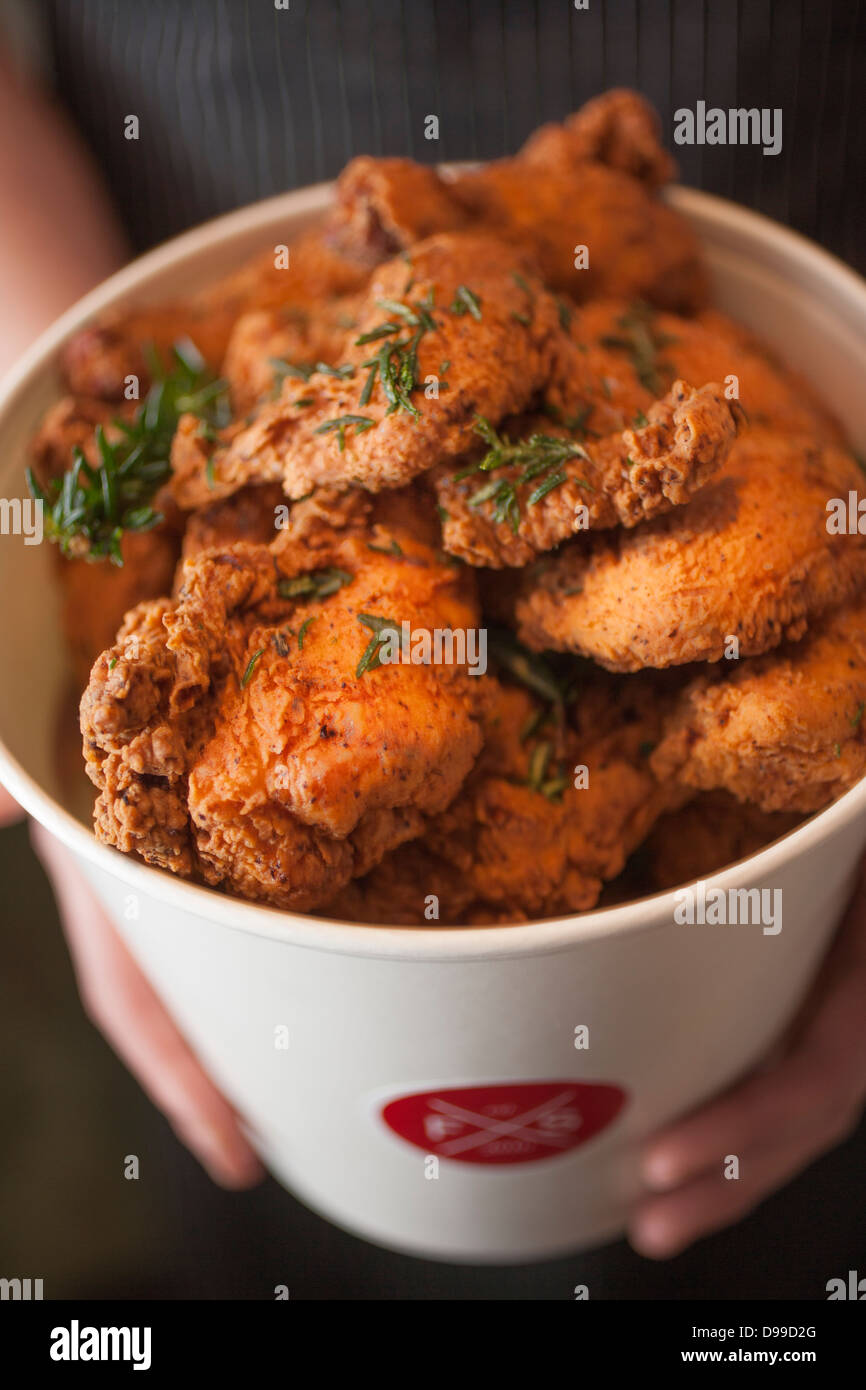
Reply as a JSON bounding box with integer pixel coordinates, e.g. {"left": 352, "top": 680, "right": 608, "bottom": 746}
{"left": 355, "top": 612, "right": 398, "bottom": 678}
{"left": 353, "top": 289, "right": 439, "bottom": 420}
{"left": 599, "top": 302, "right": 679, "bottom": 395}
{"left": 366, "top": 538, "right": 403, "bottom": 557}
{"left": 241, "top": 648, "right": 265, "bottom": 689}
{"left": 456, "top": 416, "right": 593, "bottom": 533}
{"left": 449, "top": 285, "right": 482, "bottom": 320}
{"left": 488, "top": 629, "right": 567, "bottom": 705}
{"left": 314, "top": 414, "right": 375, "bottom": 451}
{"left": 26, "top": 338, "right": 230, "bottom": 564}
{"left": 488, "top": 631, "right": 578, "bottom": 802}
{"left": 271, "top": 358, "right": 355, "bottom": 388}
{"left": 270, "top": 357, "right": 313, "bottom": 383}
{"left": 277, "top": 568, "right": 353, "bottom": 601}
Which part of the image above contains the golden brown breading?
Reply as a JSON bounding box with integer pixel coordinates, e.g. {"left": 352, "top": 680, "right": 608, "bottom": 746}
{"left": 179, "top": 484, "right": 287, "bottom": 566}
{"left": 61, "top": 230, "right": 369, "bottom": 400}
{"left": 521, "top": 89, "right": 677, "bottom": 189}
{"left": 80, "top": 490, "right": 486, "bottom": 910}
{"left": 650, "top": 595, "right": 866, "bottom": 813}
{"left": 516, "top": 429, "right": 866, "bottom": 670}
{"left": 644, "top": 791, "right": 803, "bottom": 891}
{"left": 452, "top": 160, "right": 705, "bottom": 310}
{"left": 432, "top": 379, "right": 739, "bottom": 567}
{"left": 322, "top": 674, "right": 679, "bottom": 924}
{"left": 170, "top": 234, "right": 566, "bottom": 508}
{"left": 325, "top": 156, "right": 470, "bottom": 264}
{"left": 573, "top": 300, "right": 845, "bottom": 444}
{"left": 221, "top": 299, "right": 362, "bottom": 417}
{"left": 327, "top": 91, "right": 705, "bottom": 311}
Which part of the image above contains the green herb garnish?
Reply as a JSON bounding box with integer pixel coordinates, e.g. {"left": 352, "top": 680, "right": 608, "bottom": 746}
{"left": 270, "top": 357, "right": 313, "bottom": 383}
{"left": 26, "top": 338, "right": 230, "bottom": 564}
{"left": 599, "top": 302, "right": 678, "bottom": 395}
{"left": 298, "top": 616, "right": 315, "bottom": 649}
{"left": 456, "top": 416, "right": 593, "bottom": 530}
{"left": 354, "top": 322, "right": 401, "bottom": 346}
{"left": 314, "top": 414, "right": 375, "bottom": 451}
{"left": 527, "top": 741, "right": 552, "bottom": 791}
{"left": 488, "top": 629, "right": 567, "bottom": 705}
{"left": 355, "top": 612, "right": 398, "bottom": 677}
{"left": 367, "top": 538, "right": 403, "bottom": 557}
{"left": 449, "top": 285, "right": 482, "bottom": 320}
{"left": 241, "top": 648, "right": 265, "bottom": 689}
{"left": 278, "top": 567, "right": 353, "bottom": 601}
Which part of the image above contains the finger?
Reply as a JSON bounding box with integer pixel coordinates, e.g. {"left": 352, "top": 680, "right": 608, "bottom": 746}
{"left": 630, "top": 1107, "right": 860, "bottom": 1259}
{"left": 0, "top": 785, "right": 23, "bottom": 827}
{"left": 642, "top": 869, "right": 866, "bottom": 1192}
{"left": 641, "top": 1048, "right": 839, "bottom": 1193}
{"left": 32, "top": 823, "right": 265, "bottom": 1189}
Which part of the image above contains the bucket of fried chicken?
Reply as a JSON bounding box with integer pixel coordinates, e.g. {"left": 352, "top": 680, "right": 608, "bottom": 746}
{"left": 1, "top": 93, "right": 865, "bottom": 1260}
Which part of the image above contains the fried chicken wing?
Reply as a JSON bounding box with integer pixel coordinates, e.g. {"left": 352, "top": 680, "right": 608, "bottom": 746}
{"left": 650, "top": 595, "right": 866, "bottom": 813}
{"left": 433, "top": 378, "right": 739, "bottom": 567}
{"left": 516, "top": 429, "right": 866, "bottom": 669}
{"left": 169, "top": 234, "right": 565, "bottom": 508}
{"left": 80, "top": 489, "right": 486, "bottom": 909}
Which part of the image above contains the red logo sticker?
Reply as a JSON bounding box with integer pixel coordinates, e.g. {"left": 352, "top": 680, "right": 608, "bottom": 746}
{"left": 381, "top": 1081, "right": 627, "bottom": 1165}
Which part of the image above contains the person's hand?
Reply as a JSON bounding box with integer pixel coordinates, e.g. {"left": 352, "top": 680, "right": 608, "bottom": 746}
{"left": 0, "top": 788, "right": 263, "bottom": 1188}
{"left": 629, "top": 853, "right": 866, "bottom": 1258}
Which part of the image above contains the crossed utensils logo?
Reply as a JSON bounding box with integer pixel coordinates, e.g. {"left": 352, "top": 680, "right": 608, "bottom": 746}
{"left": 421, "top": 1088, "right": 582, "bottom": 1158}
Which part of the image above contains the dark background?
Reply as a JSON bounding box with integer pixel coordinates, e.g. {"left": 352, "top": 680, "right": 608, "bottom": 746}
{"left": 2, "top": 0, "right": 865, "bottom": 1299}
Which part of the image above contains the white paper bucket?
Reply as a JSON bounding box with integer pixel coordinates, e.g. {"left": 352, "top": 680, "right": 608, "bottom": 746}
{"left": 1, "top": 185, "right": 865, "bottom": 1263}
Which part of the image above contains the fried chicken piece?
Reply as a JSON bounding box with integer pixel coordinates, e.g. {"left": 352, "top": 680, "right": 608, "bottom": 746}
{"left": 521, "top": 89, "right": 676, "bottom": 189}
{"left": 327, "top": 92, "right": 705, "bottom": 312}
{"left": 644, "top": 791, "right": 803, "bottom": 891}
{"left": 573, "top": 300, "right": 845, "bottom": 444}
{"left": 221, "top": 299, "right": 362, "bottom": 416}
{"left": 30, "top": 396, "right": 182, "bottom": 690}
{"left": 80, "top": 489, "right": 486, "bottom": 910}
{"left": 325, "top": 156, "right": 470, "bottom": 265}
{"left": 650, "top": 595, "right": 866, "bottom": 813}
{"left": 170, "top": 234, "right": 565, "bottom": 508}
{"left": 62, "top": 230, "right": 369, "bottom": 400}
{"left": 60, "top": 531, "right": 181, "bottom": 693}
{"left": 322, "top": 672, "right": 680, "bottom": 924}
{"left": 452, "top": 162, "right": 704, "bottom": 311}
{"left": 180, "top": 483, "right": 286, "bottom": 565}
{"left": 433, "top": 378, "right": 739, "bottom": 567}
{"left": 516, "top": 429, "right": 866, "bottom": 670}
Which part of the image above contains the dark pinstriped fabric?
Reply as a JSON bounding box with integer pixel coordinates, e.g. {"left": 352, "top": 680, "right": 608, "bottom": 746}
{"left": 45, "top": 0, "right": 865, "bottom": 271}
